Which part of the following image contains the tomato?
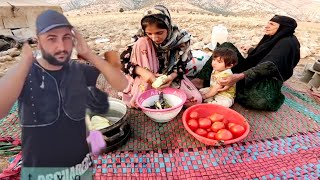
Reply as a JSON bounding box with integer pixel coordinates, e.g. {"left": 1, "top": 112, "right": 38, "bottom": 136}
{"left": 189, "top": 111, "right": 199, "bottom": 119}
{"left": 222, "top": 119, "right": 229, "bottom": 126}
{"left": 206, "top": 128, "right": 212, "bottom": 132}
{"left": 187, "top": 119, "right": 199, "bottom": 131}
{"left": 229, "top": 124, "right": 245, "bottom": 138}
{"left": 206, "top": 132, "right": 216, "bottom": 139}
{"left": 198, "top": 118, "right": 212, "bottom": 129}
{"left": 211, "top": 122, "right": 225, "bottom": 132}
{"left": 208, "top": 113, "right": 224, "bottom": 123}
{"left": 195, "top": 128, "right": 208, "bottom": 137}
{"left": 215, "top": 129, "right": 233, "bottom": 141}
{"left": 227, "top": 122, "right": 236, "bottom": 129}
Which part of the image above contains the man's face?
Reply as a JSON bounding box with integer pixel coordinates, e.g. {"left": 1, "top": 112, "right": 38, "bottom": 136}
{"left": 264, "top": 21, "right": 280, "bottom": 36}
{"left": 37, "top": 27, "right": 73, "bottom": 66}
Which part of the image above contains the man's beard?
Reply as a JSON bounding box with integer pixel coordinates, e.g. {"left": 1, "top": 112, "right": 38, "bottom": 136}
{"left": 40, "top": 47, "right": 71, "bottom": 66}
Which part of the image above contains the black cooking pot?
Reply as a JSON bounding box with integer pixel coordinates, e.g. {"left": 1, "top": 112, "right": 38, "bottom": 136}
{"left": 87, "top": 97, "right": 131, "bottom": 153}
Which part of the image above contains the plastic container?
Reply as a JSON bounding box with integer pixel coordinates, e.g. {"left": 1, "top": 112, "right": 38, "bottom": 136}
{"left": 211, "top": 24, "right": 228, "bottom": 49}
{"left": 136, "top": 88, "right": 187, "bottom": 123}
{"left": 182, "top": 104, "right": 250, "bottom": 146}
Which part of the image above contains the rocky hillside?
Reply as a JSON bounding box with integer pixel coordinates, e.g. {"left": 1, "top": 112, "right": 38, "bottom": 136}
{"left": 189, "top": 0, "right": 320, "bottom": 22}
{"left": 46, "top": 0, "right": 320, "bottom": 22}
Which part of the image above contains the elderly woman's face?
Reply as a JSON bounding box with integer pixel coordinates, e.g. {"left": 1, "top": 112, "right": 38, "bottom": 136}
{"left": 264, "top": 21, "right": 280, "bottom": 36}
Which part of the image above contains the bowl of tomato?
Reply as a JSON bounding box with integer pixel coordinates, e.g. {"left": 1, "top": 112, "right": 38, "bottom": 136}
{"left": 182, "top": 104, "right": 250, "bottom": 146}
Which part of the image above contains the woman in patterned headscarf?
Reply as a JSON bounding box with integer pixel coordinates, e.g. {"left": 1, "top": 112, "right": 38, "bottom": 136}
{"left": 121, "top": 5, "right": 201, "bottom": 108}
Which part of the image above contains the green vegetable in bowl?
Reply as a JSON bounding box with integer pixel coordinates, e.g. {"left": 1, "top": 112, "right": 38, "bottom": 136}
{"left": 86, "top": 115, "right": 111, "bottom": 130}
{"left": 145, "top": 92, "right": 172, "bottom": 109}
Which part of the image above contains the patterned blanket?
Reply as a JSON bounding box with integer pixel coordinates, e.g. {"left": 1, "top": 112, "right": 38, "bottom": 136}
{"left": 1, "top": 85, "right": 319, "bottom": 179}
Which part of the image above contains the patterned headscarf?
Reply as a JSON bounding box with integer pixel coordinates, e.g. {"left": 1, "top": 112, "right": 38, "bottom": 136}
{"left": 140, "top": 5, "right": 192, "bottom": 74}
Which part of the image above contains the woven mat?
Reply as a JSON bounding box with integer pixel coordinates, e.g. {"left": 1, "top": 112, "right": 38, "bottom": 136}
{"left": 1, "top": 80, "right": 319, "bottom": 179}
{"left": 94, "top": 80, "right": 320, "bottom": 179}
{"left": 0, "top": 103, "right": 19, "bottom": 139}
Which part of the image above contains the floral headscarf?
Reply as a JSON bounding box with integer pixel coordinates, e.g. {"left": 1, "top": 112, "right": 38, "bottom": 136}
{"left": 140, "top": 5, "right": 192, "bottom": 74}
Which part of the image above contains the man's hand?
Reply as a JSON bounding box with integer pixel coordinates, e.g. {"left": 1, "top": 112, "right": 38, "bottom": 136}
{"left": 135, "top": 67, "right": 156, "bottom": 84}
{"left": 21, "top": 42, "right": 35, "bottom": 64}
{"left": 104, "top": 51, "right": 122, "bottom": 69}
{"left": 72, "top": 28, "right": 94, "bottom": 61}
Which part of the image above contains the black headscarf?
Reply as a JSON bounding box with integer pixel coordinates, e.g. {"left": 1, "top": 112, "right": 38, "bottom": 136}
{"left": 245, "top": 15, "right": 300, "bottom": 81}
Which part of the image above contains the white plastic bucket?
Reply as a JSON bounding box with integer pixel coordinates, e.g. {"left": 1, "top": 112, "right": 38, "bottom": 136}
{"left": 211, "top": 24, "right": 228, "bottom": 49}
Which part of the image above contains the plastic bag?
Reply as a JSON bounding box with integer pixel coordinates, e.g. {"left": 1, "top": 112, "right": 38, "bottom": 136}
{"left": 185, "top": 50, "right": 211, "bottom": 76}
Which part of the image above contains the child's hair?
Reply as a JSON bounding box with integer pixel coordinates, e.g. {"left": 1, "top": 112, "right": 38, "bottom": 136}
{"left": 141, "top": 16, "right": 168, "bottom": 31}
{"left": 213, "top": 47, "right": 238, "bottom": 67}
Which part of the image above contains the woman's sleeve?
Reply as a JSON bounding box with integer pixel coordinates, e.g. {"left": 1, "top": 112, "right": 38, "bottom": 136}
{"left": 243, "top": 61, "right": 278, "bottom": 84}
{"left": 122, "top": 62, "right": 138, "bottom": 78}
{"left": 244, "top": 37, "right": 296, "bottom": 84}
{"left": 120, "top": 46, "right": 138, "bottom": 78}
{"left": 247, "top": 47, "right": 254, "bottom": 54}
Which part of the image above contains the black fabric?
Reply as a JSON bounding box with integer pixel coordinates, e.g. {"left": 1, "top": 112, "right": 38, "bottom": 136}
{"left": 242, "top": 61, "right": 278, "bottom": 85}
{"left": 234, "top": 15, "right": 300, "bottom": 81}
{"left": 20, "top": 62, "right": 100, "bottom": 167}
{"left": 83, "top": 64, "right": 100, "bottom": 86}
{"left": 236, "top": 77, "right": 285, "bottom": 111}
{"left": 22, "top": 109, "right": 89, "bottom": 167}
{"left": 244, "top": 36, "right": 300, "bottom": 81}
{"left": 86, "top": 86, "right": 109, "bottom": 115}
{"left": 270, "top": 15, "right": 297, "bottom": 28}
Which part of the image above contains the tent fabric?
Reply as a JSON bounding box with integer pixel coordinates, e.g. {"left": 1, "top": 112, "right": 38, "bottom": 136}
{"left": 0, "top": 0, "right": 62, "bottom": 39}
{"left": 0, "top": 0, "right": 58, "bottom": 7}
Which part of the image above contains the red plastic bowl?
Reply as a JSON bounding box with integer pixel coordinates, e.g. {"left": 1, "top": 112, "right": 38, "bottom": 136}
{"left": 182, "top": 104, "right": 250, "bottom": 146}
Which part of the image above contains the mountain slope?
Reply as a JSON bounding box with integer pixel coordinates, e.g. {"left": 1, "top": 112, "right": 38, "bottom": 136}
{"left": 46, "top": 0, "right": 320, "bottom": 22}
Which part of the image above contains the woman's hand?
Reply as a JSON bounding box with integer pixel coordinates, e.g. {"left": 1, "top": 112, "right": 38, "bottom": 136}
{"left": 217, "top": 85, "right": 231, "bottom": 92}
{"left": 218, "top": 73, "right": 245, "bottom": 91}
{"left": 156, "top": 72, "right": 177, "bottom": 89}
{"left": 191, "top": 78, "right": 204, "bottom": 89}
{"left": 201, "top": 92, "right": 207, "bottom": 99}
{"left": 240, "top": 44, "right": 252, "bottom": 54}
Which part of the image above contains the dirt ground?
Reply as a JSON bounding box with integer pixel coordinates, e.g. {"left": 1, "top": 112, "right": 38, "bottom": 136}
{"left": 68, "top": 11, "right": 320, "bottom": 94}
{"left": 1, "top": 10, "right": 319, "bottom": 173}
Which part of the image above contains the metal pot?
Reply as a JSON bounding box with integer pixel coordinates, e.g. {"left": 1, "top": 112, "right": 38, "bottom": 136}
{"left": 88, "top": 97, "right": 131, "bottom": 153}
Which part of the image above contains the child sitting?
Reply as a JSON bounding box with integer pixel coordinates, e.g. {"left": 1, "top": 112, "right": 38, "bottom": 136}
{"left": 199, "top": 47, "right": 238, "bottom": 107}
